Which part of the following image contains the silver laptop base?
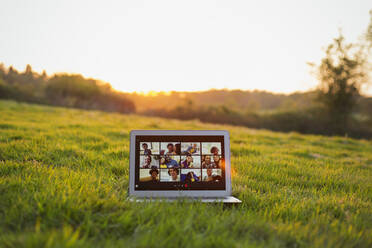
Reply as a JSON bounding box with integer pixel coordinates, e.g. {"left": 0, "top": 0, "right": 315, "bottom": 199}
{"left": 128, "top": 196, "right": 241, "bottom": 204}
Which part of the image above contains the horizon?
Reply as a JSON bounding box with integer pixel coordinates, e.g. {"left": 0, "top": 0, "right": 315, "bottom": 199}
{"left": 1, "top": 0, "right": 371, "bottom": 95}
{"left": 1, "top": 61, "right": 371, "bottom": 97}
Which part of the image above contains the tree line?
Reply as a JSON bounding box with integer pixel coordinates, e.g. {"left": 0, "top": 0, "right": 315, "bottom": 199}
{"left": 0, "top": 65, "right": 135, "bottom": 113}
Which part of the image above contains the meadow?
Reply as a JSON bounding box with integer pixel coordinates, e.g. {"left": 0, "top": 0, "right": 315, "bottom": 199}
{"left": 0, "top": 99, "right": 371, "bottom": 247}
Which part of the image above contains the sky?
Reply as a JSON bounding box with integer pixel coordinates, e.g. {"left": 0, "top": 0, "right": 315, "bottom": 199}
{"left": 1, "top": 0, "right": 371, "bottom": 95}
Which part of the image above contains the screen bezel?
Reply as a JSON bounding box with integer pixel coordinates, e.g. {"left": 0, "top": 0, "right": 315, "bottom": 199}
{"left": 129, "top": 130, "right": 231, "bottom": 198}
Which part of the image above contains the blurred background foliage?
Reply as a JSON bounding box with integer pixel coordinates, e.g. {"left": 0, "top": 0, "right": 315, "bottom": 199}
{"left": 0, "top": 65, "right": 135, "bottom": 114}
{"left": 1, "top": 62, "right": 371, "bottom": 138}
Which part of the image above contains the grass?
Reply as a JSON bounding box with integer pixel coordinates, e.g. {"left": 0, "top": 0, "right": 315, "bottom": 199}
{"left": 0, "top": 99, "right": 371, "bottom": 248}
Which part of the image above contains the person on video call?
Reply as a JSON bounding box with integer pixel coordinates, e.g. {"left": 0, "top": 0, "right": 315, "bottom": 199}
{"left": 184, "top": 171, "right": 200, "bottom": 183}
{"left": 202, "top": 155, "right": 213, "bottom": 168}
{"left": 142, "top": 143, "right": 152, "bottom": 155}
{"left": 166, "top": 143, "right": 177, "bottom": 155}
{"left": 168, "top": 167, "right": 179, "bottom": 181}
{"left": 203, "top": 168, "right": 214, "bottom": 181}
{"left": 181, "top": 155, "right": 194, "bottom": 168}
{"left": 159, "top": 156, "right": 167, "bottom": 168}
{"left": 212, "top": 155, "right": 221, "bottom": 168}
{"left": 210, "top": 146, "right": 219, "bottom": 155}
{"left": 160, "top": 155, "right": 178, "bottom": 168}
{"left": 141, "top": 155, "right": 152, "bottom": 168}
{"left": 140, "top": 166, "right": 159, "bottom": 182}
{"left": 149, "top": 167, "right": 159, "bottom": 182}
{"left": 184, "top": 143, "right": 198, "bottom": 155}
{"left": 175, "top": 143, "right": 181, "bottom": 155}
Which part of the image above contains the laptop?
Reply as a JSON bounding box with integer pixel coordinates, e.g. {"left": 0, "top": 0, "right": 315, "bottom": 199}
{"left": 128, "top": 130, "right": 241, "bottom": 203}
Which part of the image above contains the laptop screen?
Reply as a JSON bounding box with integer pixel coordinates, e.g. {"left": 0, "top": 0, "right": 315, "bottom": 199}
{"left": 134, "top": 135, "right": 226, "bottom": 191}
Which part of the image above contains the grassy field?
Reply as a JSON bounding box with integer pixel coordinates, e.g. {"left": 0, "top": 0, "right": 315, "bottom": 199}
{"left": 0, "top": 100, "right": 372, "bottom": 248}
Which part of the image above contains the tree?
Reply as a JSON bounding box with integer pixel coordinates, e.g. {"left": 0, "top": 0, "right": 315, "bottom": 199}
{"left": 313, "top": 33, "right": 369, "bottom": 135}
{"left": 0, "top": 63, "right": 6, "bottom": 80}
{"left": 25, "top": 64, "right": 33, "bottom": 75}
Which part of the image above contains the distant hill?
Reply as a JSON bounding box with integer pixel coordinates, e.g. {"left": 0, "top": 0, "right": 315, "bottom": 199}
{"left": 125, "top": 89, "right": 372, "bottom": 116}
{"left": 124, "top": 90, "right": 316, "bottom": 112}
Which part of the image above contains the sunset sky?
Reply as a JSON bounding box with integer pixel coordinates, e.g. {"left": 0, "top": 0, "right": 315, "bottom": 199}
{"left": 1, "top": 0, "right": 371, "bottom": 95}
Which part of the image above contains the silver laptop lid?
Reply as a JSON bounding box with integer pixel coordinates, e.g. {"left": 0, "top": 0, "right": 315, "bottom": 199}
{"left": 128, "top": 130, "right": 232, "bottom": 198}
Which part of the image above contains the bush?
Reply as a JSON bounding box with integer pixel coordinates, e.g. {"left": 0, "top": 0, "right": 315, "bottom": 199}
{"left": 45, "top": 74, "right": 136, "bottom": 113}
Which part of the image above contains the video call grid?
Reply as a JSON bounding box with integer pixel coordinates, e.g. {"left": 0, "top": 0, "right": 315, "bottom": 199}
{"left": 139, "top": 141, "right": 222, "bottom": 183}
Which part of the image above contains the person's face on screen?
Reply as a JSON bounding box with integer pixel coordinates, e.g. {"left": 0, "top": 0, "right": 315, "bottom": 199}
{"left": 142, "top": 143, "right": 148, "bottom": 149}
{"left": 213, "top": 155, "right": 219, "bottom": 162}
{"left": 205, "top": 156, "right": 211, "bottom": 164}
{"left": 207, "top": 168, "right": 212, "bottom": 176}
{"left": 187, "top": 156, "right": 193, "bottom": 163}
{"left": 169, "top": 168, "right": 177, "bottom": 180}
{"left": 211, "top": 146, "right": 219, "bottom": 155}
{"left": 167, "top": 144, "right": 174, "bottom": 153}
{"left": 151, "top": 171, "right": 158, "bottom": 179}
{"left": 145, "top": 156, "right": 151, "bottom": 165}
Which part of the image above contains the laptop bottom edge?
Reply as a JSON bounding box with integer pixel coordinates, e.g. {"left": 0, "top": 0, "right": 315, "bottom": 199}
{"left": 127, "top": 196, "right": 242, "bottom": 204}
